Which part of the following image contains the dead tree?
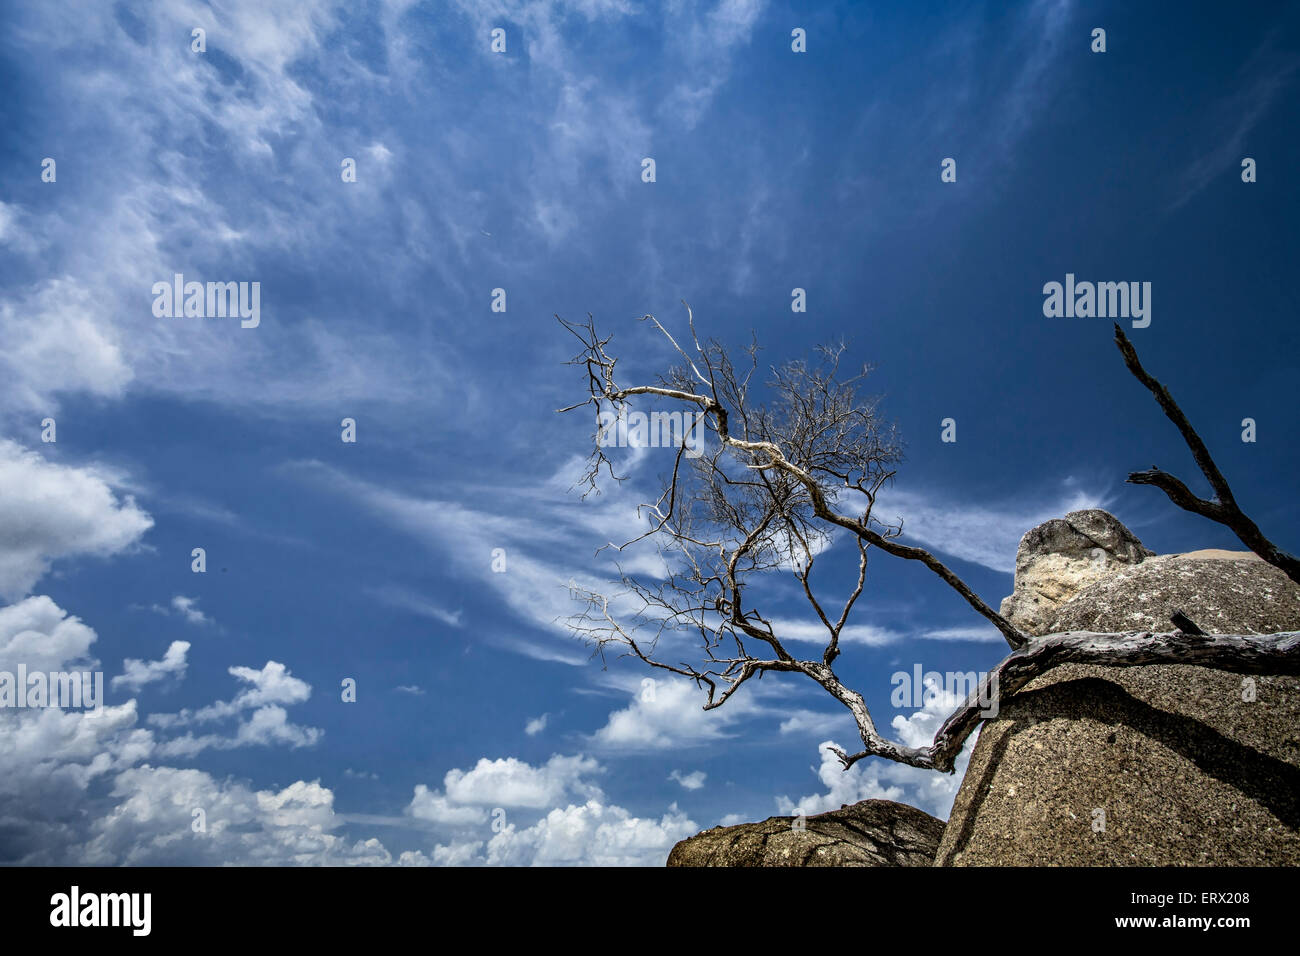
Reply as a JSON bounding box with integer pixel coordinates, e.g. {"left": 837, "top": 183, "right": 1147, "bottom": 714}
{"left": 557, "top": 308, "right": 1300, "bottom": 773}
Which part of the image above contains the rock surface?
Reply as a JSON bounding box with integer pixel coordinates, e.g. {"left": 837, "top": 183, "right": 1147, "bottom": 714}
{"left": 937, "top": 511, "right": 1300, "bottom": 865}
{"left": 1049, "top": 550, "right": 1300, "bottom": 636}
{"left": 666, "top": 799, "right": 944, "bottom": 867}
{"left": 999, "top": 509, "right": 1154, "bottom": 635}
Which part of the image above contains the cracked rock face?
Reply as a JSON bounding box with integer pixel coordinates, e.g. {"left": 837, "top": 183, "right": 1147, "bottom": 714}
{"left": 665, "top": 800, "right": 944, "bottom": 867}
{"left": 999, "top": 509, "right": 1155, "bottom": 636}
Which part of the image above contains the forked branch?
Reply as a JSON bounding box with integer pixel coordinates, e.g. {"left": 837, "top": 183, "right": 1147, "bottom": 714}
{"left": 1114, "top": 323, "right": 1300, "bottom": 582}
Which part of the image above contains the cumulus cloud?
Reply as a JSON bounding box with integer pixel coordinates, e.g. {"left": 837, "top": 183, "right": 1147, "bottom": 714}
{"left": 408, "top": 786, "right": 489, "bottom": 826}
{"left": 142, "top": 661, "right": 322, "bottom": 757}
{"left": 442, "top": 754, "right": 602, "bottom": 808}
{"left": 668, "top": 769, "right": 706, "bottom": 791}
{"left": 0, "top": 279, "right": 134, "bottom": 413}
{"left": 0, "top": 597, "right": 155, "bottom": 862}
{"left": 0, "top": 595, "right": 99, "bottom": 674}
{"left": 155, "top": 705, "right": 323, "bottom": 758}
{"left": 0, "top": 441, "right": 153, "bottom": 600}
{"left": 405, "top": 752, "right": 604, "bottom": 836}
{"left": 776, "top": 688, "right": 980, "bottom": 821}
{"left": 590, "top": 677, "right": 750, "bottom": 751}
{"left": 80, "top": 769, "right": 394, "bottom": 867}
{"left": 474, "top": 800, "right": 697, "bottom": 866}
{"left": 113, "top": 640, "right": 190, "bottom": 692}
{"left": 524, "top": 713, "right": 549, "bottom": 736}
{"left": 404, "top": 751, "right": 697, "bottom": 865}
{"left": 154, "top": 596, "right": 210, "bottom": 626}
{"left": 147, "top": 660, "right": 313, "bottom": 728}
{"left": 0, "top": 595, "right": 375, "bottom": 864}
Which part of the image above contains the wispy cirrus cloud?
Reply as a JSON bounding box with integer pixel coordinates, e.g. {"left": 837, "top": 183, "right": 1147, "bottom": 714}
{"left": 367, "top": 585, "right": 463, "bottom": 628}
{"left": 1169, "top": 34, "right": 1300, "bottom": 210}
{"left": 872, "top": 481, "right": 1110, "bottom": 573}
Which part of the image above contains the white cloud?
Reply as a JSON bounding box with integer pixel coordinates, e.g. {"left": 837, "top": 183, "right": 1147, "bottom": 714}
{"left": 0, "top": 595, "right": 99, "bottom": 675}
{"left": 113, "top": 640, "right": 190, "bottom": 692}
{"left": 0, "top": 1, "right": 456, "bottom": 415}
{"left": 0, "top": 441, "right": 153, "bottom": 600}
{"left": 661, "top": 0, "right": 767, "bottom": 130}
{"left": 0, "top": 598, "right": 153, "bottom": 860}
{"left": 0, "top": 279, "right": 134, "bottom": 412}
{"left": 149, "top": 595, "right": 211, "bottom": 626}
{"left": 430, "top": 841, "right": 482, "bottom": 866}
{"left": 394, "top": 685, "right": 425, "bottom": 695}
{"left": 0, "top": 599, "right": 151, "bottom": 858}
{"left": 668, "top": 769, "right": 706, "bottom": 791}
{"left": 0, "top": 201, "right": 45, "bottom": 256}
{"left": 169, "top": 596, "right": 209, "bottom": 626}
{"left": 524, "top": 713, "right": 549, "bottom": 736}
{"left": 367, "top": 585, "right": 462, "bottom": 628}
{"left": 364, "top": 142, "right": 393, "bottom": 165}
{"left": 776, "top": 688, "right": 980, "bottom": 822}
{"left": 917, "top": 625, "right": 1005, "bottom": 642}
{"left": 443, "top": 754, "right": 602, "bottom": 808}
{"left": 448, "top": 0, "right": 653, "bottom": 243}
{"left": 0, "top": 595, "right": 377, "bottom": 865}
{"left": 406, "top": 752, "right": 697, "bottom": 865}
{"left": 1169, "top": 36, "right": 1298, "bottom": 209}
{"left": 771, "top": 617, "right": 899, "bottom": 647}
{"left": 473, "top": 800, "right": 698, "bottom": 866}
{"left": 778, "top": 708, "right": 854, "bottom": 737}
{"left": 154, "top": 705, "right": 323, "bottom": 758}
{"left": 292, "top": 459, "right": 664, "bottom": 663}
{"left": 590, "top": 677, "right": 751, "bottom": 751}
{"left": 148, "top": 660, "right": 313, "bottom": 728}
{"left": 408, "top": 785, "right": 489, "bottom": 826}
{"left": 81, "top": 769, "right": 393, "bottom": 867}
{"left": 145, "top": 661, "right": 322, "bottom": 757}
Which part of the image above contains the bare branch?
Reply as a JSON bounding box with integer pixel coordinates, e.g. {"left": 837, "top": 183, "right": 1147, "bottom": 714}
{"left": 1114, "top": 323, "right": 1300, "bottom": 582}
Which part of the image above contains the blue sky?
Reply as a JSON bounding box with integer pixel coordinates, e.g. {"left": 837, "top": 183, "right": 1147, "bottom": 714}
{"left": 1, "top": 0, "right": 1297, "bottom": 865}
